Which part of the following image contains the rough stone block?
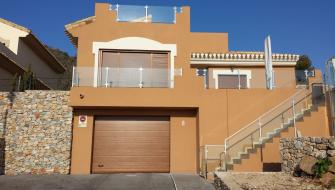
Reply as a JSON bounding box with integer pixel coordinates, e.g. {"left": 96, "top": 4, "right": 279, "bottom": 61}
{"left": 294, "top": 141, "right": 303, "bottom": 150}
{"left": 320, "top": 172, "right": 335, "bottom": 187}
{"left": 299, "top": 155, "right": 317, "bottom": 175}
{"left": 317, "top": 144, "right": 327, "bottom": 150}
{"left": 328, "top": 157, "right": 335, "bottom": 174}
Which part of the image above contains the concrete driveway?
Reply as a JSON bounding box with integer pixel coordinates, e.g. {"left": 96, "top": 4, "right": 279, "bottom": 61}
{"left": 0, "top": 173, "right": 215, "bottom": 190}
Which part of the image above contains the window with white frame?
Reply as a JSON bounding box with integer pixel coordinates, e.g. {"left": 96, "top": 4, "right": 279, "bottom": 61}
{"left": 213, "top": 69, "right": 251, "bottom": 89}
{"left": 99, "top": 50, "right": 170, "bottom": 87}
{"left": 218, "top": 74, "right": 247, "bottom": 89}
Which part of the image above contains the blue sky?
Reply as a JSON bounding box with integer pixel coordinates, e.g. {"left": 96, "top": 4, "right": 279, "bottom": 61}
{"left": 1, "top": 0, "right": 334, "bottom": 71}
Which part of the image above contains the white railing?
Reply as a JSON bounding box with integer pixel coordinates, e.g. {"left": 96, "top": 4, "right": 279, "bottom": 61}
{"left": 200, "top": 145, "right": 226, "bottom": 179}
{"left": 111, "top": 4, "right": 182, "bottom": 24}
{"left": 199, "top": 84, "right": 324, "bottom": 174}
{"left": 72, "top": 66, "right": 172, "bottom": 88}
{"left": 224, "top": 88, "right": 311, "bottom": 163}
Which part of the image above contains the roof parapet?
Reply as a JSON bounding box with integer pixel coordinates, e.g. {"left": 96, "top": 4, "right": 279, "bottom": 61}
{"left": 191, "top": 52, "right": 299, "bottom": 62}
{"left": 190, "top": 52, "right": 299, "bottom": 66}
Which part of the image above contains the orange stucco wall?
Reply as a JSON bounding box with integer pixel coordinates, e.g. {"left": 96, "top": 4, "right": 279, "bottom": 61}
{"left": 67, "top": 3, "right": 328, "bottom": 174}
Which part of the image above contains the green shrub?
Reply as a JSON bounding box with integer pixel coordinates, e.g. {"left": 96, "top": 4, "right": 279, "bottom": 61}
{"left": 314, "top": 157, "right": 332, "bottom": 178}
{"left": 295, "top": 55, "right": 312, "bottom": 70}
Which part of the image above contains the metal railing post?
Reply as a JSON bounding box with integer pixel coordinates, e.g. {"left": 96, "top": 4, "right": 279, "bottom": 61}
{"left": 105, "top": 67, "right": 109, "bottom": 88}
{"left": 72, "top": 67, "right": 75, "bottom": 87}
{"left": 145, "top": 5, "right": 148, "bottom": 22}
{"left": 17, "top": 75, "right": 21, "bottom": 91}
{"left": 292, "top": 99, "right": 297, "bottom": 137}
{"left": 205, "top": 145, "right": 208, "bottom": 179}
{"left": 305, "top": 92, "right": 308, "bottom": 109}
{"left": 173, "top": 6, "right": 177, "bottom": 23}
{"left": 281, "top": 113, "right": 285, "bottom": 128}
{"left": 258, "top": 119, "right": 262, "bottom": 141}
{"left": 304, "top": 69, "right": 308, "bottom": 81}
{"left": 251, "top": 135, "right": 254, "bottom": 149}
{"left": 116, "top": 4, "right": 119, "bottom": 21}
{"left": 139, "top": 67, "right": 143, "bottom": 88}
{"left": 76, "top": 68, "right": 79, "bottom": 87}
{"left": 204, "top": 69, "right": 208, "bottom": 89}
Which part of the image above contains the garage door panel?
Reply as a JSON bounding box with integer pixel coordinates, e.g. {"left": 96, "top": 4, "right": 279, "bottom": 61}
{"left": 92, "top": 156, "right": 169, "bottom": 172}
{"left": 93, "top": 144, "right": 170, "bottom": 156}
{"left": 92, "top": 116, "right": 170, "bottom": 173}
{"left": 95, "top": 123, "right": 169, "bottom": 131}
{"left": 93, "top": 142, "right": 170, "bottom": 149}
{"left": 93, "top": 136, "right": 168, "bottom": 143}
{"left": 94, "top": 131, "right": 169, "bottom": 138}
{"left": 95, "top": 117, "right": 169, "bottom": 124}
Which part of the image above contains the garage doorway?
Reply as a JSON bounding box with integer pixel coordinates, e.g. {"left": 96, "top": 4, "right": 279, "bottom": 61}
{"left": 92, "top": 116, "right": 170, "bottom": 173}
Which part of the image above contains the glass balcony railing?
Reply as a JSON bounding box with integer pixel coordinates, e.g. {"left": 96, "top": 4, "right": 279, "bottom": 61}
{"left": 296, "top": 69, "right": 315, "bottom": 85}
{"left": 72, "top": 66, "right": 171, "bottom": 88}
{"left": 110, "top": 4, "right": 182, "bottom": 24}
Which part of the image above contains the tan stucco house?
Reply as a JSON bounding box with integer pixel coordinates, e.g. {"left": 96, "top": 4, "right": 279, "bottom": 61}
{"left": 65, "top": 3, "right": 330, "bottom": 175}
{"left": 0, "top": 18, "right": 66, "bottom": 91}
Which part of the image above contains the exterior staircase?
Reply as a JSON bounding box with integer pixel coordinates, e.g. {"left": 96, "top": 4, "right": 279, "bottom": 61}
{"left": 224, "top": 103, "right": 315, "bottom": 171}
{"left": 200, "top": 84, "right": 325, "bottom": 178}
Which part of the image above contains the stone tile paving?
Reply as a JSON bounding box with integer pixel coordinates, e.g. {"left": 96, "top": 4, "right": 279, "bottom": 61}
{"left": 214, "top": 172, "right": 323, "bottom": 190}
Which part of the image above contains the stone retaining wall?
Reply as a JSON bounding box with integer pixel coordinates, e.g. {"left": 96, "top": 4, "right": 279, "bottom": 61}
{"left": 280, "top": 137, "right": 335, "bottom": 173}
{"left": 3, "top": 90, "right": 72, "bottom": 175}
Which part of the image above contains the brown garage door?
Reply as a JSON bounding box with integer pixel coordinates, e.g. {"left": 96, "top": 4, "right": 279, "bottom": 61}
{"left": 92, "top": 116, "right": 170, "bottom": 173}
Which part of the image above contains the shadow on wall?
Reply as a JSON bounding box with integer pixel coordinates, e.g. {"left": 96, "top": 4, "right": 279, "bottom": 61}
{"left": 0, "top": 92, "right": 15, "bottom": 175}
{"left": 263, "top": 163, "right": 282, "bottom": 172}
{"left": 0, "top": 138, "right": 4, "bottom": 175}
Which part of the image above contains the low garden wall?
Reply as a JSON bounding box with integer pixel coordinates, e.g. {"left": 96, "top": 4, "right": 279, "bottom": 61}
{"left": 3, "top": 90, "right": 72, "bottom": 175}
{"left": 280, "top": 137, "right": 335, "bottom": 173}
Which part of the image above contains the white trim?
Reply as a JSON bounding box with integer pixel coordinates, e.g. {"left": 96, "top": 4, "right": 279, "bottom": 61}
{"left": 213, "top": 69, "right": 252, "bottom": 89}
{"left": 190, "top": 52, "right": 299, "bottom": 62}
{"left": 92, "top": 37, "right": 177, "bottom": 87}
{"left": 190, "top": 60, "right": 296, "bottom": 66}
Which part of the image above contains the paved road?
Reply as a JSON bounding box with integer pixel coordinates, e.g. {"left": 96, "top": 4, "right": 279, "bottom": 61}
{"left": 0, "top": 173, "right": 215, "bottom": 190}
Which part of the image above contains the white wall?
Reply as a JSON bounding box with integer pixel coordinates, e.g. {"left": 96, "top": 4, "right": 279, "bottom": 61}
{"left": 16, "top": 40, "right": 63, "bottom": 89}
{"left": 0, "top": 22, "right": 28, "bottom": 54}
{"left": 0, "top": 22, "right": 64, "bottom": 89}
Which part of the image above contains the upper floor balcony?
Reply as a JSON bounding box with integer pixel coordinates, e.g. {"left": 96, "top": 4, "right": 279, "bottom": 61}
{"left": 71, "top": 50, "right": 317, "bottom": 90}
{"left": 72, "top": 66, "right": 171, "bottom": 88}
{"left": 110, "top": 4, "right": 182, "bottom": 24}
